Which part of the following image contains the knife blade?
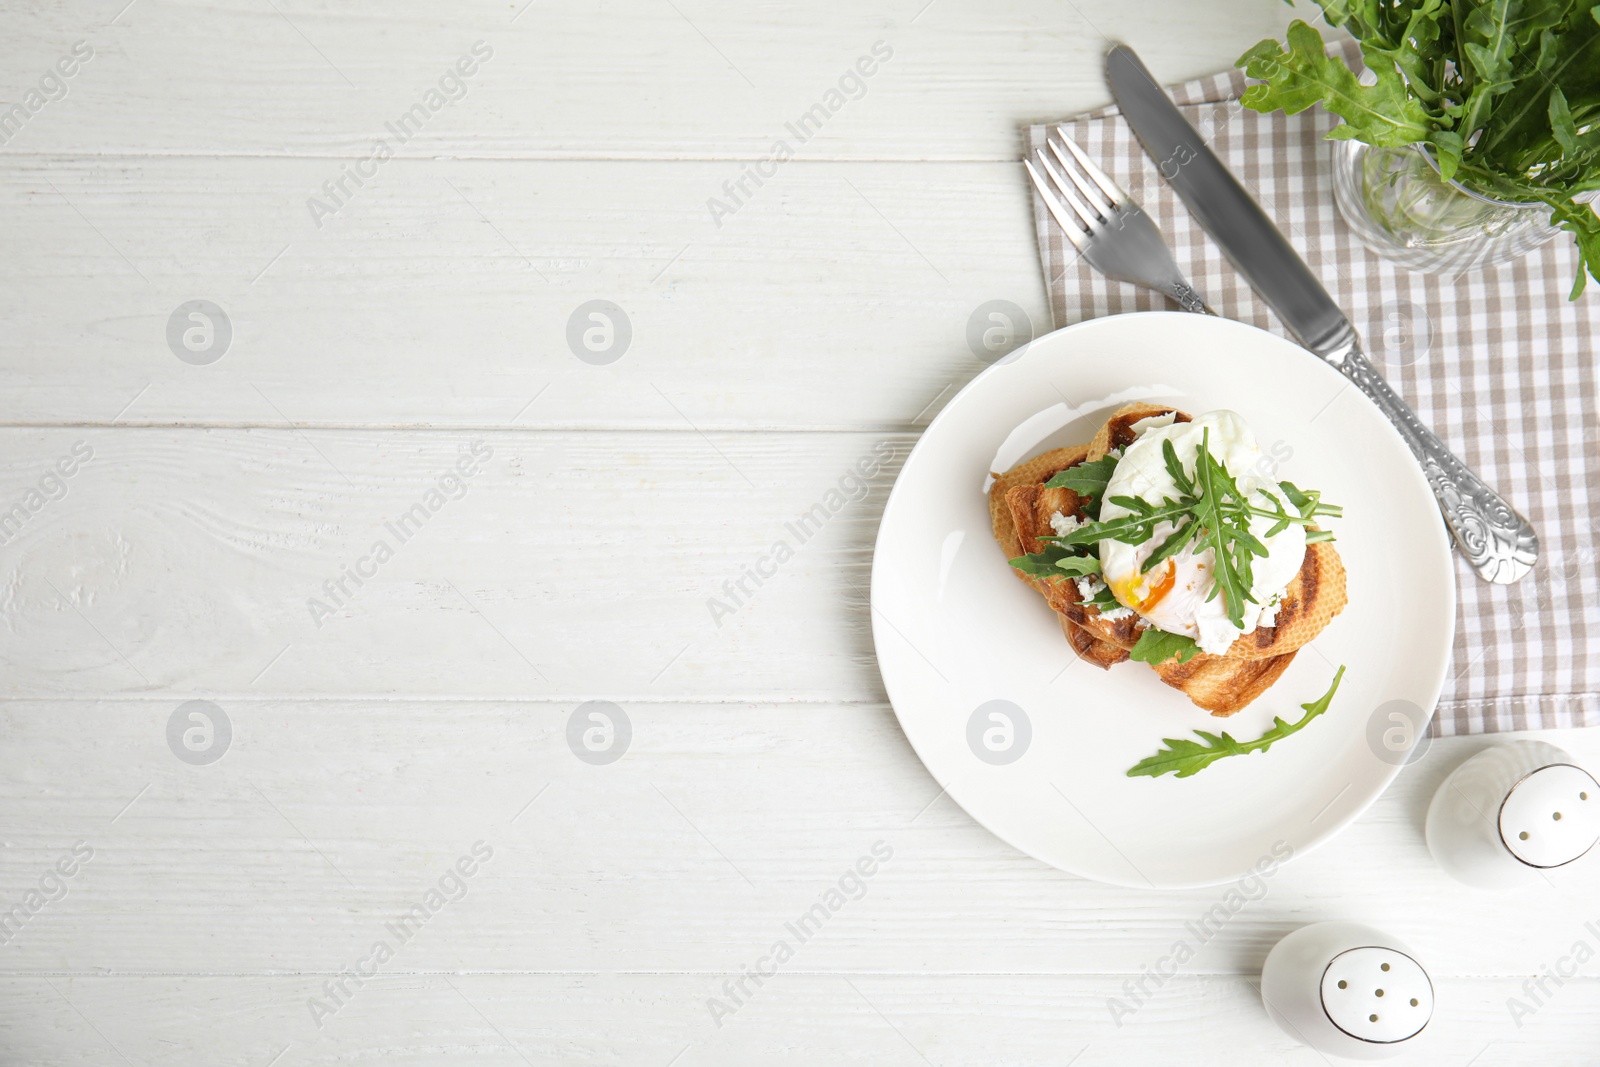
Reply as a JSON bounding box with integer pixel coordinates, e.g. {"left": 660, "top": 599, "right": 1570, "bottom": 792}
{"left": 1105, "top": 44, "right": 1537, "bottom": 585}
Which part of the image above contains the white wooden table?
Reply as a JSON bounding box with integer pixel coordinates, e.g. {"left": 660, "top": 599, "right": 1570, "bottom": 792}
{"left": 3, "top": 2, "right": 1597, "bottom": 1063}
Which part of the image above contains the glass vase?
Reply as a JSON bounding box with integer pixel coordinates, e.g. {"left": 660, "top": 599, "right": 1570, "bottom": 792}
{"left": 1330, "top": 140, "right": 1560, "bottom": 275}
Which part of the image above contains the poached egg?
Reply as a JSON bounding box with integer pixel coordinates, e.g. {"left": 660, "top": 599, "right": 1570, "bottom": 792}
{"left": 1098, "top": 411, "right": 1304, "bottom": 655}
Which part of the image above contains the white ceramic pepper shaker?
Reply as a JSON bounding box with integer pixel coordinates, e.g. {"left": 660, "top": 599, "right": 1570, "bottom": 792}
{"left": 1259, "top": 921, "right": 1434, "bottom": 1060}
{"left": 1425, "top": 740, "right": 1600, "bottom": 889}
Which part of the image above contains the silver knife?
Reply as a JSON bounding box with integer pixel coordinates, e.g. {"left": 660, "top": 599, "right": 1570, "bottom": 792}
{"left": 1105, "top": 44, "right": 1537, "bottom": 585}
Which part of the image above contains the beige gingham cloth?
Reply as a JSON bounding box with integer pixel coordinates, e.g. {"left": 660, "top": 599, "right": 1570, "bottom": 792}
{"left": 1025, "top": 42, "right": 1600, "bottom": 737}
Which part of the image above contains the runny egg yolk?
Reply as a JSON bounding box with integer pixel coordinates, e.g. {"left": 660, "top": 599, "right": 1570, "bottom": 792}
{"left": 1108, "top": 558, "right": 1177, "bottom": 613}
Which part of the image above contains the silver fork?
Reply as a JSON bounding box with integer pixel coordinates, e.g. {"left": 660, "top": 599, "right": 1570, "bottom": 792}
{"left": 1025, "top": 130, "right": 1211, "bottom": 315}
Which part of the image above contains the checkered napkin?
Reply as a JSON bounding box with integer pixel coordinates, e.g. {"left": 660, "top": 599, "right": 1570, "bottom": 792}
{"left": 1024, "top": 42, "right": 1600, "bottom": 737}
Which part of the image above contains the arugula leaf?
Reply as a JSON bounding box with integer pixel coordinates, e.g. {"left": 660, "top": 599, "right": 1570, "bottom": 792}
{"left": 1190, "top": 429, "right": 1264, "bottom": 628}
{"left": 1127, "top": 665, "right": 1347, "bottom": 779}
{"left": 1349, "top": 1, "right": 1452, "bottom": 108}
{"left": 1142, "top": 514, "right": 1201, "bottom": 573}
{"left": 1457, "top": 0, "right": 1522, "bottom": 139}
{"left": 1277, "top": 480, "right": 1313, "bottom": 514}
{"left": 1237, "top": 21, "right": 1434, "bottom": 146}
{"left": 1044, "top": 454, "right": 1120, "bottom": 500}
{"left": 1161, "top": 439, "right": 1197, "bottom": 496}
{"left": 1009, "top": 541, "right": 1102, "bottom": 580}
{"left": 1053, "top": 555, "right": 1103, "bottom": 577}
{"left": 1549, "top": 86, "right": 1581, "bottom": 155}
{"left": 1550, "top": 192, "right": 1600, "bottom": 296}
{"left": 1057, "top": 496, "right": 1193, "bottom": 549}
{"left": 1277, "top": 480, "right": 1343, "bottom": 522}
{"left": 1128, "top": 628, "right": 1202, "bottom": 665}
{"left": 1008, "top": 546, "right": 1072, "bottom": 578}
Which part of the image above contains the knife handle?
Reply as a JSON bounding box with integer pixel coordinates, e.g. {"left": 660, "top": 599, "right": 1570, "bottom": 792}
{"left": 1321, "top": 332, "right": 1538, "bottom": 585}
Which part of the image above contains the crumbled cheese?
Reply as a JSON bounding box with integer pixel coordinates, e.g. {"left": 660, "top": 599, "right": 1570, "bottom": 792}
{"left": 1075, "top": 574, "right": 1133, "bottom": 621}
{"left": 1049, "top": 510, "right": 1086, "bottom": 538}
{"left": 1258, "top": 592, "right": 1284, "bottom": 628}
{"left": 1128, "top": 412, "right": 1178, "bottom": 439}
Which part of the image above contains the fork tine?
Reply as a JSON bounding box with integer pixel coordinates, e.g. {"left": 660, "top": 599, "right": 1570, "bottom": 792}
{"left": 1046, "top": 138, "right": 1113, "bottom": 219}
{"left": 1029, "top": 130, "right": 1212, "bottom": 314}
{"left": 1054, "top": 130, "right": 1131, "bottom": 208}
{"left": 1036, "top": 147, "right": 1102, "bottom": 231}
{"left": 1024, "top": 157, "right": 1090, "bottom": 253}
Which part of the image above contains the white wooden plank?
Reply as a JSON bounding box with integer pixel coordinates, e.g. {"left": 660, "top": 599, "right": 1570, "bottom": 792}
{"left": 2, "top": 699, "right": 1598, "bottom": 981}
{"left": 0, "top": 427, "right": 909, "bottom": 699}
{"left": 3, "top": 973, "right": 1597, "bottom": 1064}
{"left": 0, "top": 155, "right": 1043, "bottom": 428}
{"left": 1, "top": 1, "right": 1311, "bottom": 161}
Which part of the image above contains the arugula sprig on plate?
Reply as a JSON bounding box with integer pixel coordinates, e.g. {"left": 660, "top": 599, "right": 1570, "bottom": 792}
{"left": 1053, "top": 430, "right": 1341, "bottom": 628}
{"left": 1126, "top": 665, "right": 1346, "bottom": 779}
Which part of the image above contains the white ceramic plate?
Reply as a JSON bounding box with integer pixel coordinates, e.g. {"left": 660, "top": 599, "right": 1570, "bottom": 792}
{"left": 872, "top": 313, "right": 1455, "bottom": 888}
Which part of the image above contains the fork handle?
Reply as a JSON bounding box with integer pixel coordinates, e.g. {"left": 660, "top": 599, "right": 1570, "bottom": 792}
{"left": 1169, "top": 281, "right": 1213, "bottom": 315}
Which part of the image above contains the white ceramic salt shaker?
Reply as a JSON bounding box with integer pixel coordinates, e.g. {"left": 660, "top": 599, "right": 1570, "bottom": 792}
{"left": 1425, "top": 740, "right": 1600, "bottom": 889}
{"left": 1260, "top": 921, "right": 1434, "bottom": 1060}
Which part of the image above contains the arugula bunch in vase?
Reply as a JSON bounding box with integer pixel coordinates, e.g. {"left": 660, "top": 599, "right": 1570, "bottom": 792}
{"left": 1238, "top": 0, "right": 1600, "bottom": 296}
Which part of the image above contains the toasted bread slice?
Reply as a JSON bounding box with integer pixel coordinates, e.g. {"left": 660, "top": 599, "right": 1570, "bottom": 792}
{"left": 1150, "top": 647, "right": 1300, "bottom": 716}
{"left": 1058, "top": 612, "right": 1131, "bottom": 669}
{"left": 1218, "top": 540, "right": 1348, "bottom": 660}
{"left": 1006, "top": 483, "right": 1085, "bottom": 556}
{"left": 989, "top": 444, "right": 1090, "bottom": 549}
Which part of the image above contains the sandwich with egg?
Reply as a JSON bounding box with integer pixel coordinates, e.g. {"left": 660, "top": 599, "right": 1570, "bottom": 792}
{"left": 990, "top": 403, "right": 1347, "bottom": 716}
